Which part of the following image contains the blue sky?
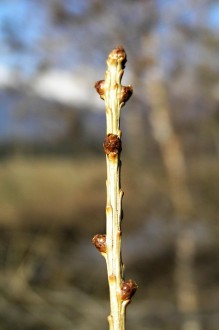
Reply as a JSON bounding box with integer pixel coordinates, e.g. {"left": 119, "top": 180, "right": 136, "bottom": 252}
{"left": 0, "top": 0, "right": 46, "bottom": 74}
{"left": 0, "top": 0, "right": 218, "bottom": 141}
{"left": 0, "top": 0, "right": 218, "bottom": 85}
{"left": 0, "top": 0, "right": 218, "bottom": 77}
{"left": 208, "top": 2, "right": 219, "bottom": 29}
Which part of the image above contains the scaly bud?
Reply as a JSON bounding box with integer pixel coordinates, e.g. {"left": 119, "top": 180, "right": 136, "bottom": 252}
{"left": 121, "top": 279, "right": 138, "bottom": 301}
{"left": 92, "top": 234, "right": 106, "bottom": 253}
{"left": 107, "top": 46, "right": 127, "bottom": 68}
{"left": 103, "top": 134, "right": 121, "bottom": 155}
{"left": 120, "top": 85, "right": 133, "bottom": 106}
{"left": 95, "top": 80, "right": 105, "bottom": 100}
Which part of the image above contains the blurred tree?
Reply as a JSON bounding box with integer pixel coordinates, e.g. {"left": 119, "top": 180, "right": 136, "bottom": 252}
{"left": 0, "top": 1, "right": 219, "bottom": 330}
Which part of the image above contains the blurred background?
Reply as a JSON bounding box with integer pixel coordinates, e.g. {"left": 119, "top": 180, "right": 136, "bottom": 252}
{"left": 0, "top": 0, "right": 219, "bottom": 329}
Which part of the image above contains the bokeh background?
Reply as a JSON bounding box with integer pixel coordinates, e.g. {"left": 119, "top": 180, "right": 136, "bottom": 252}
{"left": 0, "top": 1, "right": 219, "bottom": 329}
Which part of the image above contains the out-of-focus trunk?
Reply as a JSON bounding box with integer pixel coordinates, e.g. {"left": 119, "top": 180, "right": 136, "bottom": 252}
{"left": 145, "top": 71, "right": 202, "bottom": 330}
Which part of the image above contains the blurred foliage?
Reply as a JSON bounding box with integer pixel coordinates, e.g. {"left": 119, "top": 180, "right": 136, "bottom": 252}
{"left": 0, "top": 0, "right": 219, "bottom": 329}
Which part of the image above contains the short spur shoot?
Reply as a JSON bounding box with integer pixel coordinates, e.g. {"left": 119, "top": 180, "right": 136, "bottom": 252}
{"left": 92, "top": 46, "right": 138, "bottom": 330}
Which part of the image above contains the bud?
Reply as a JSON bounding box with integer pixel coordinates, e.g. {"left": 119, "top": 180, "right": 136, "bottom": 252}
{"left": 120, "top": 85, "right": 133, "bottom": 105}
{"left": 95, "top": 80, "right": 105, "bottom": 100}
{"left": 92, "top": 234, "right": 106, "bottom": 253}
{"left": 121, "top": 279, "right": 138, "bottom": 301}
{"left": 108, "top": 46, "right": 127, "bottom": 68}
{"left": 103, "top": 134, "right": 121, "bottom": 155}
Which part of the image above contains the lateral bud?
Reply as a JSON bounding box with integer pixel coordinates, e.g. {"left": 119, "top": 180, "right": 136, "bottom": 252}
{"left": 121, "top": 279, "right": 138, "bottom": 301}
{"left": 95, "top": 80, "right": 105, "bottom": 100}
{"left": 120, "top": 85, "right": 133, "bottom": 106}
{"left": 103, "top": 134, "right": 121, "bottom": 155}
{"left": 92, "top": 234, "right": 106, "bottom": 253}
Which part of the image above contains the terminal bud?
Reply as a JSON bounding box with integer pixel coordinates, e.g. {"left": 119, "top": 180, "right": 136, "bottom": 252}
{"left": 108, "top": 46, "right": 127, "bottom": 68}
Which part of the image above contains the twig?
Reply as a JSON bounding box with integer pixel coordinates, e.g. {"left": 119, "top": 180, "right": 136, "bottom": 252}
{"left": 93, "top": 46, "right": 137, "bottom": 330}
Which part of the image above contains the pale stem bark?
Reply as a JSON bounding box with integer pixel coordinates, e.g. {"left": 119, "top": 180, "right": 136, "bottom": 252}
{"left": 93, "top": 47, "right": 137, "bottom": 330}
{"left": 105, "top": 49, "right": 126, "bottom": 330}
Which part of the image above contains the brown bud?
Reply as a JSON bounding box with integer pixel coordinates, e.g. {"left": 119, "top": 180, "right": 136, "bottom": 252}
{"left": 92, "top": 234, "right": 106, "bottom": 253}
{"left": 103, "top": 134, "right": 121, "bottom": 155}
{"left": 120, "top": 85, "right": 133, "bottom": 105}
{"left": 121, "top": 279, "right": 138, "bottom": 301}
{"left": 108, "top": 46, "right": 127, "bottom": 68}
{"left": 95, "top": 80, "right": 105, "bottom": 100}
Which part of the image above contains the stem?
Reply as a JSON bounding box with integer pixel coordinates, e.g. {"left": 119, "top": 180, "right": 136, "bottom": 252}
{"left": 93, "top": 47, "right": 137, "bottom": 330}
{"left": 105, "top": 47, "right": 126, "bottom": 330}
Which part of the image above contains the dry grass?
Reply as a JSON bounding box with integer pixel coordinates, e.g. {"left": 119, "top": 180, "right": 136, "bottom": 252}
{"left": 0, "top": 155, "right": 218, "bottom": 229}
{"left": 0, "top": 155, "right": 218, "bottom": 329}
